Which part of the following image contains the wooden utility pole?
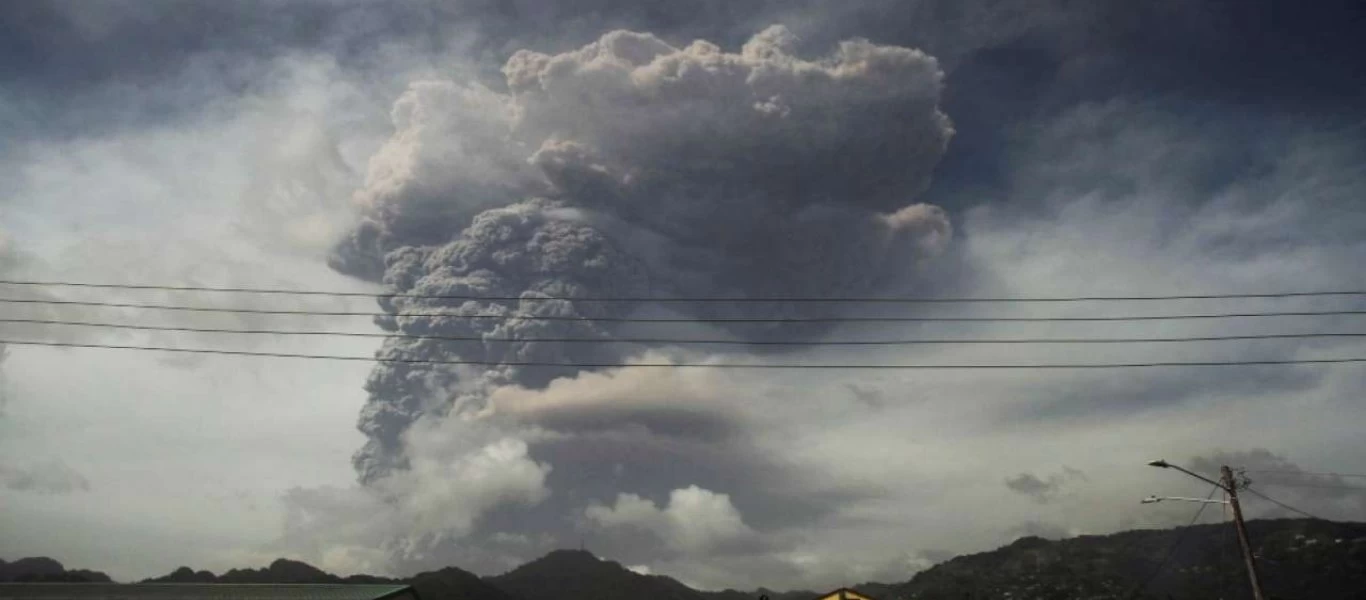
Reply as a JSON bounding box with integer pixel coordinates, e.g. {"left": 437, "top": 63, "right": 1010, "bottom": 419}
{"left": 1221, "top": 465, "right": 1267, "bottom": 600}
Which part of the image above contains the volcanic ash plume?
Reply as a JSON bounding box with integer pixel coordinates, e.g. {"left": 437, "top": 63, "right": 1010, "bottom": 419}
{"left": 330, "top": 25, "right": 956, "bottom": 484}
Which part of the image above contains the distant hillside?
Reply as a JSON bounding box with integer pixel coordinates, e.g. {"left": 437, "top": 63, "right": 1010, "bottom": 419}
{"left": 686, "top": 583, "right": 902, "bottom": 600}
{"left": 892, "top": 518, "right": 1366, "bottom": 600}
{"left": 487, "top": 549, "right": 707, "bottom": 600}
{"left": 406, "top": 567, "right": 519, "bottom": 600}
{"left": 145, "top": 559, "right": 335, "bottom": 584}
{"left": 144, "top": 559, "right": 514, "bottom": 600}
{"left": 0, "top": 557, "right": 112, "bottom": 583}
{"left": 703, "top": 588, "right": 818, "bottom": 600}
{"left": 480, "top": 519, "right": 1366, "bottom": 600}
{"left": 20, "top": 518, "right": 1366, "bottom": 600}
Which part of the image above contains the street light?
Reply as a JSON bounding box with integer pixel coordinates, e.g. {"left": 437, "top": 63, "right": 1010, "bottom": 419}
{"left": 1145, "top": 459, "right": 1266, "bottom": 600}
{"left": 1140, "top": 494, "right": 1229, "bottom": 505}
{"left": 1147, "top": 458, "right": 1227, "bottom": 489}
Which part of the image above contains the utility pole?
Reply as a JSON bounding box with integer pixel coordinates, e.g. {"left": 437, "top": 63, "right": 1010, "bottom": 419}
{"left": 1221, "top": 465, "right": 1267, "bottom": 600}
{"left": 1146, "top": 459, "right": 1270, "bottom": 600}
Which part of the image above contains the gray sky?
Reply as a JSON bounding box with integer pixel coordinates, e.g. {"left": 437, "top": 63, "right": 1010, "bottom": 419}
{"left": 2, "top": 0, "right": 1365, "bottom": 591}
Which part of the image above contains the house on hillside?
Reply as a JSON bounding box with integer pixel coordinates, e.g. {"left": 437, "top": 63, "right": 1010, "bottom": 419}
{"left": 814, "top": 588, "right": 879, "bottom": 600}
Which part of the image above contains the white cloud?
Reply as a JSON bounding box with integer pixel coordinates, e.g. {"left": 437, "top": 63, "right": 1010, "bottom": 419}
{"left": 587, "top": 485, "right": 755, "bottom": 553}
{"left": 386, "top": 432, "right": 551, "bottom": 537}
{"left": 277, "top": 418, "right": 551, "bottom": 574}
{"left": 0, "top": 52, "right": 389, "bottom": 581}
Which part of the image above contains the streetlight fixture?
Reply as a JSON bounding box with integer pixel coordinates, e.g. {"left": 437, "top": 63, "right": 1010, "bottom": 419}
{"left": 1147, "top": 458, "right": 1227, "bottom": 489}
{"left": 1145, "top": 459, "right": 1266, "bottom": 600}
{"left": 1140, "top": 494, "right": 1229, "bottom": 505}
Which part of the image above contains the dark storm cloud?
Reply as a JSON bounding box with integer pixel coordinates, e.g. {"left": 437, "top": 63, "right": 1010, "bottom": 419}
{"left": 0, "top": 1, "right": 458, "bottom": 91}
{"left": 1004, "top": 467, "right": 1086, "bottom": 504}
{"left": 8, "top": 0, "right": 1363, "bottom": 116}
{"left": 0, "top": 0, "right": 770, "bottom": 143}
{"left": 844, "top": 384, "right": 886, "bottom": 409}
{"left": 785, "top": 1, "right": 1366, "bottom": 210}
{"left": 8, "top": 0, "right": 1361, "bottom": 204}
{"left": 791, "top": 0, "right": 1366, "bottom": 105}
{"left": 0, "top": 0, "right": 756, "bottom": 91}
{"left": 1187, "top": 449, "right": 1366, "bottom": 518}
{"left": 1004, "top": 474, "right": 1053, "bottom": 500}
{"left": 0, "top": 459, "right": 91, "bottom": 494}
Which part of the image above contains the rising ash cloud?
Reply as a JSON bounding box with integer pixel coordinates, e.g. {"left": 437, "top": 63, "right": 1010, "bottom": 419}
{"left": 4, "top": 0, "right": 1365, "bottom": 590}
{"left": 305, "top": 24, "right": 955, "bottom": 578}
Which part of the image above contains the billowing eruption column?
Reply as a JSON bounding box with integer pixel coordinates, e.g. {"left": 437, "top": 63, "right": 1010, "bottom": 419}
{"left": 330, "top": 25, "right": 955, "bottom": 485}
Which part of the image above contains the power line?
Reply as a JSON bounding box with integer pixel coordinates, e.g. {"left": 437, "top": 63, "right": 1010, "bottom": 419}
{"left": 6, "top": 297, "right": 1366, "bottom": 323}
{"left": 5, "top": 338, "right": 1366, "bottom": 369}
{"left": 5, "top": 279, "right": 1366, "bottom": 303}
{"left": 8, "top": 317, "right": 1366, "bottom": 347}
{"left": 1128, "top": 484, "right": 1222, "bottom": 599}
{"left": 1241, "top": 487, "right": 1327, "bottom": 520}
{"left": 1246, "top": 481, "right": 1366, "bottom": 492}
{"left": 1244, "top": 469, "right": 1366, "bottom": 479}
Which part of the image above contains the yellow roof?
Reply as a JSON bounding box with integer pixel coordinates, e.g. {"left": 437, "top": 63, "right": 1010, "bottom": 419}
{"left": 814, "top": 588, "right": 878, "bottom": 600}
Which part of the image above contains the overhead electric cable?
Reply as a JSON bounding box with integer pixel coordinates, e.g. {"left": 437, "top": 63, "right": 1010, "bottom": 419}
{"left": 1243, "top": 470, "right": 1366, "bottom": 479}
{"left": 1127, "top": 484, "right": 1222, "bottom": 599}
{"left": 5, "top": 297, "right": 1366, "bottom": 323}
{"left": 8, "top": 317, "right": 1366, "bottom": 346}
{"left": 4, "top": 279, "right": 1366, "bottom": 303}
{"left": 1240, "top": 487, "right": 1327, "bottom": 520}
{"left": 1245, "top": 481, "right": 1366, "bottom": 492}
{"left": 5, "top": 338, "right": 1366, "bottom": 369}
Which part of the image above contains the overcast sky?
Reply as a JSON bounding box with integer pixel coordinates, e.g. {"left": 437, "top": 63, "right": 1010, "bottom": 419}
{"left": 2, "top": 0, "right": 1365, "bottom": 591}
